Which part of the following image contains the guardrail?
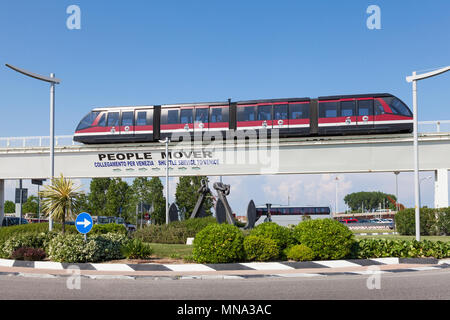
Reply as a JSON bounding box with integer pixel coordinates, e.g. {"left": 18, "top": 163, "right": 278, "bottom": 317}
{"left": 0, "top": 120, "right": 449, "bottom": 148}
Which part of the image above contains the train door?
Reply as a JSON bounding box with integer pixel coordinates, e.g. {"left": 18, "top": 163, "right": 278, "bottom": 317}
{"left": 256, "top": 103, "right": 273, "bottom": 133}
{"left": 318, "top": 100, "right": 339, "bottom": 135}
{"left": 134, "top": 109, "right": 154, "bottom": 141}
{"left": 236, "top": 104, "right": 258, "bottom": 130}
{"left": 209, "top": 105, "right": 229, "bottom": 137}
{"left": 339, "top": 99, "right": 358, "bottom": 132}
{"left": 356, "top": 98, "right": 375, "bottom": 131}
{"left": 194, "top": 106, "right": 209, "bottom": 135}
{"left": 106, "top": 111, "right": 121, "bottom": 137}
{"left": 119, "top": 111, "right": 135, "bottom": 138}
{"left": 288, "top": 102, "right": 310, "bottom": 136}
{"left": 272, "top": 103, "right": 289, "bottom": 136}
{"left": 180, "top": 107, "right": 194, "bottom": 136}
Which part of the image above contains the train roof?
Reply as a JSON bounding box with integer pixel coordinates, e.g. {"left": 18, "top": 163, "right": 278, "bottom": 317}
{"left": 90, "top": 93, "right": 397, "bottom": 111}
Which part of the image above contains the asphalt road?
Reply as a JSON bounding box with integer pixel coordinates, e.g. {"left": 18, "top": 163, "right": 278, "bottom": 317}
{"left": 0, "top": 269, "right": 449, "bottom": 300}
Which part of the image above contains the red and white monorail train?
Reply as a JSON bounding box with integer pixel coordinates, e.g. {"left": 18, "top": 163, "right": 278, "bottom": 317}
{"left": 73, "top": 93, "right": 413, "bottom": 144}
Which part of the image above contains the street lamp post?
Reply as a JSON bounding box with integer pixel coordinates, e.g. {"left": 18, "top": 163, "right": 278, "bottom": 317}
{"left": 159, "top": 137, "right": 170, "bottom": 224}
{"left": 5, "top": 64, "right": 61, "bottom": 231}
{"left": 419, "top": 176, "right": 432, "bottom": 209}
{"left": 394, "top": 171, "right": 400, "bottom": 212}
{"left": 406, "top": 66, "right": 449, "bottom": 241}
{"left": 335, "top": 176, "right": 339, "bottom": 216}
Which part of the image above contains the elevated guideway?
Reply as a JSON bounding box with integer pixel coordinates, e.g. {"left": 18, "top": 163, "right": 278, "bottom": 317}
{"left": 0, "top": 131, "right": 449, "bottom": 208}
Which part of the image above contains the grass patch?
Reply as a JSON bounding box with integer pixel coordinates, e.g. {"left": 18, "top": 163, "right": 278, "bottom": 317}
{"left": 149, "top": 243, "right": 193, "bottom": 259}
{"left": 355, "top": 234, "right": 450, "bottom": 242}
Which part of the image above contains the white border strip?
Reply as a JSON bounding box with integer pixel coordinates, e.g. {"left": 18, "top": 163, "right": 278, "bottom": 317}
{"left": 0, "top": 259, "right": 15, "bottom": 267}
{"left": 91, "top": 264, "right": 135, "bottom": 272}
{"left": 34, "top": 261, "right": 64, "bottom": 270}
{"left": 370, "top": 258, "right": 399, "bottom": 265}
{"left": 240, "top": 262, "right": 294, "bottom": 271}
{"left": 314, "top": 260, "right": 361, "bottom": 268}
{"left": 163, "top": 264, "right": 216, "bottom": 272}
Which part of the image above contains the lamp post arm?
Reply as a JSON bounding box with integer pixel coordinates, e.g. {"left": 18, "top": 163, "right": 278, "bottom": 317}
{"left": 5, "top": 64, "right": 61, "bottom": 84}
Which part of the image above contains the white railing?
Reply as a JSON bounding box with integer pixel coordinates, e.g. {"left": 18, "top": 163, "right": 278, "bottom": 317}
{"left": 418, "top": 120, "right": 450, "bottom": 133}
{"left": 0, "top": 121, "right": 449, "bottom": 148}
{"left": 0, "top": 135, "right": 79, "bottom": 148}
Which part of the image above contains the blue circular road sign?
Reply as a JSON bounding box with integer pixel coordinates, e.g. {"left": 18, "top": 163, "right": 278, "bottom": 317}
{"left": 75, "top": 212, "right": 93, "bottom": 234}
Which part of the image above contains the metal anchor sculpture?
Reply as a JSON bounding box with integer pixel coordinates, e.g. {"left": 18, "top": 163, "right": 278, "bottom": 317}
{"left": 190, "top": 179, "right": 211, "bottom": 219}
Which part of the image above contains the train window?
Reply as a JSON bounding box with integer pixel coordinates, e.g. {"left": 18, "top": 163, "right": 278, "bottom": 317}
{"left": 257, "top": 105, "right": 272, "bottom": 121}
{"left": 319, "top": 101, "right": 338, "bottom": 118}
{"left": 340, "top": 101, "right": 355, "bottom": 117}
{"left": 107, "top": 112, "right": 120, "bottom": 127}
{"left": 180, "top": 109, "right": 193, "bottom": 124}
{"left": 237, "top": 105, "right": 257, "bottom": 122}
{"left": 76, "top": 111, "right": 99, "bottom": 131}
{"left": 195, "top": 108, "right": 209, "bottom": 123}
{"left": 289, "top": 103, "right": 309, "bottom": 119}
{"left": 136, "top": 111, "right": 147, "bottom": 126}
{"left": 97, "top": 113, "right": 106, "bottom": 127}
{"left": 358, "top": 100, "right": 373, "bottom": 116}
{"left": 374, "top": 100, "right": 385, "bottom": 115}
{"left": 273, "top": 104, "right": 288, "bottom": 120}
{"left": 121, "top": 111, "right": 134, "bottom": 127}
{"left": 384, "top": 97, "right": 412, "bottom": 116}
{"left": 162, "top": 109, "right": 179, "bottom": 125}
{"left": 211, "top": 108, "right": 222, "bottom": 123}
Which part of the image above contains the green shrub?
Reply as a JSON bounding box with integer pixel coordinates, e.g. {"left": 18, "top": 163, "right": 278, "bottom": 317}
{"left": 0, "top": 223, "right": 76, "bottom": 242}
{"left": 0, "top": 232, "right": 55, "bottom": 259}
{"left": 243, "top": 235, "right": 279, "bottom": 261}
{"left": 91, "top": 223, "right": 128, "bottom": 235}
{"left": 395, "top": 208, "right": 438, "bottom": 236}
{"left": 11, "top": 247, "right": 46, "bottom": 261}
{"left": 436, "top": 208, "right": 450, "bottom": 235}
{"left": 292, "top": 219, "right": 355, "bottom": 260}
{"left": 47, "top": 232, "right": 128, "bottom": 263}
{"left": 133, "top": 217, "right": 217, "bottom": 244}
{"left": 249, "top": 222, "right": 293, "bottom": 251}
{"left": 353, "top": 238, "right": 450, "bottom": 259}
{"left": 121, "top": 239, "right": 153, "bottom": 259}
{"left": 192, "top": 224, "right": 245, "bottom": 263}
{"left": 286, "top": 244, "right": 316, "bottom": 261}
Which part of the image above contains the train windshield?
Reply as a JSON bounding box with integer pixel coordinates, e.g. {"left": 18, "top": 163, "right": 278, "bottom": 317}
{"left": 384, "top": 97, "right": 412, "bottom": 117}
{"left": 76, "top": 111, "right": 99, "bottom": 131}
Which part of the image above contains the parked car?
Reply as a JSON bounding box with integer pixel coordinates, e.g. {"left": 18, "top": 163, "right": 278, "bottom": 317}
{"left": 1, "top": 217, "right": 28, "bottom": 227}
{"left": 340, "top": 218, "right": 359, "bottom": 224}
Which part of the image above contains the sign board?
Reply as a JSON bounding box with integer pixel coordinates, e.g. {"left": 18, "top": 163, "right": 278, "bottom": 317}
{"left": 75, "top": 212, "right": 93, "bottom": 234}
{"left": 15, "top": 188, "right": 27, "bottom": 204}
{"left": 31, "top": 179, "right": 45, "bottom": 186}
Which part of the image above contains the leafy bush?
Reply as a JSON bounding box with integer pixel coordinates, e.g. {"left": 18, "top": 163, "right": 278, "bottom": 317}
{"left": 286, "top": 244, "right": 316, "bottom": 261}
{"left": 0, "top": 232, "right": 55, "bottom": 259}
{"left": 436, "top": 208, "right": 450, "bottom": 235}
{"left": 192, "top": 224, "right": 245, "bottom": 263}
{"left": 353, "top": 238, "right": 450, "bottom": 259}
{"left": 395, "top": 208, "right": 438, "bottom": 236}
{"left": 121, "top": 239, "right": 153, "bottom": 259}
{"left": 133, "top": 217, "right": 217, "bottom": 244}
{"left": 47, "top": 232, "right": 128, "bottom": 263}
{"left": 0, "top": 223, "right": 76, "bottom": 242}
{"left": 249, "top": 222, "right": 293, "bottom": 251}
{"left": 292, "top": 219, "right": 355, "bottom": 260}
{"left": 91, "top": 223, "right": 128, "bottom": 235}
{"left": 243, "top": 235, "right": 279, "bottom": 262}
{"left": 11, "top": 247, "right": 46, "bottom": 261}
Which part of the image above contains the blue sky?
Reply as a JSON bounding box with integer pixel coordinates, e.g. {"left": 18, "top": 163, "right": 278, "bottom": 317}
{"left": 0, "top": 1, "right": 449, "bottom": 215}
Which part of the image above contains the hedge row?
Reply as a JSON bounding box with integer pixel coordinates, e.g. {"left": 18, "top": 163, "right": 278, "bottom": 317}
{"left": 132, "top": 216, "right": 217, "bottom": 244}
{"left": 395, "top": 208, "right": 450, "bottom": 236}
{"left": 192, "top": 219, "right": 450, "bottom": 263}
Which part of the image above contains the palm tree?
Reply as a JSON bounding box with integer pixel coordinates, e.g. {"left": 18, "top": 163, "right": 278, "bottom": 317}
{"left": 39, "top": 174, "right": 84, "bottom": 235}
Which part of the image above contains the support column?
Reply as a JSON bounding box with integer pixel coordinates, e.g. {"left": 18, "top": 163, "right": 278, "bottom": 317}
{"left": 434, "top": 169, "right": 449, "bottom": 208}
{"left": 0, "top": 180, "right": 4, "bottom": 227}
